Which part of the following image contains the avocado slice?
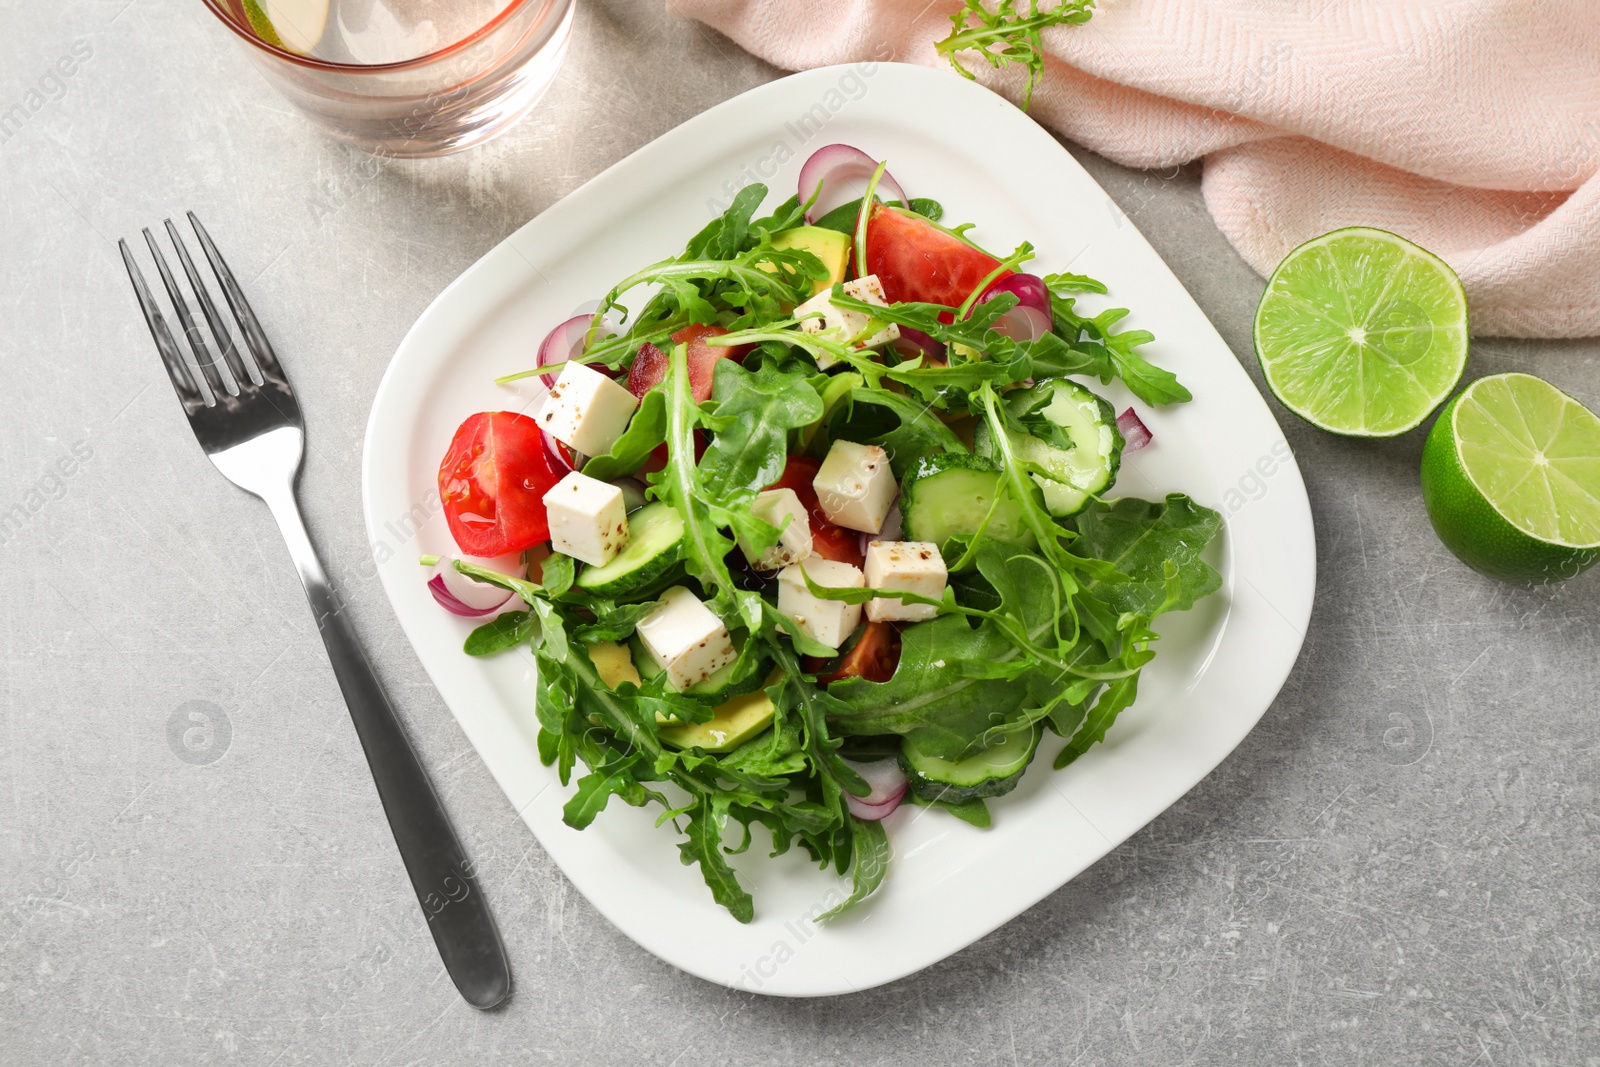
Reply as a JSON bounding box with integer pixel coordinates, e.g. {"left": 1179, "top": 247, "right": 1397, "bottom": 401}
{"left": 659, "top": 687, "right": 776, "bottom": 752}
{"left": 772, "top": 226, "right": 851, "bottom": 296}
{"left": 585, "top": 640, "right": 641, "bottom": 690}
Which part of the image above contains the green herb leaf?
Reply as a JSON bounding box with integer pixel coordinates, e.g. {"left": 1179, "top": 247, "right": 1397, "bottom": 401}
{"left": 1070, "top": 494, "right": 1222, "bottom": 616}
{"left": 582, "top": 389, "right": 667, "bottom": 482}
{"left": 935, "top": 0, "right": 1097, "bottom": 111}
{"left": 1055, "top": 674, "right": 1138, "bottom": 768}
{"left": 845, "top": 387, "right": 968, "bottom": 476}
{"left": 701, "top": 358, "right": 824, "bottom": 498}
{"left": 816, "top": 817, "right": 890, "bottom": 920}
{"left": 679, "top": 797, "right": 755, "bottom": 923}
{"left": 463, "top": 610, "right": 537, "bottom": 656}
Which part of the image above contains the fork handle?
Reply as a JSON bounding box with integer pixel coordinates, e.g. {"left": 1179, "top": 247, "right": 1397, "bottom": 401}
{"left": 260, "top": 481, "right": 511, "bottom": 1010}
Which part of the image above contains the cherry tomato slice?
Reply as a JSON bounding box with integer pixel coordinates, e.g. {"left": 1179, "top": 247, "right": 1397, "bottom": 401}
{"left": 863, "top": 203, "right": 1011, "bottom": 310}
{"left": 807, "top": 621, "right": 902, "bottom": 684}
{"left": 626, "top": 324, "right": 751, "bottom": 403}
{"left": 768, "top": 454, "right": 864, "bottom": 569}
{"left": 438, "top": 411, "right": 563, "bottom": 557}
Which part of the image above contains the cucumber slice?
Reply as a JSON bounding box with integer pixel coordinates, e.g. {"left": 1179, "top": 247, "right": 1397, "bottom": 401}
{"left": 899, "top": 452, "right": 1037, "bottom": 549}
{"left": 975, "top": 379, "right": 1122, "bottom": 517}
{"left": 577, "top": 501, "right": 684, "bottom": 596}
{"left": 627, "top": 632, "right": 769, "bottom": 702}
{"left": 900, "top": 724, "right": 1042, "bottom": 803}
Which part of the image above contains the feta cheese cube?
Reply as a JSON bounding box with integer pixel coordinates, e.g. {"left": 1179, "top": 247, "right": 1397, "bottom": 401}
{"left": 777, "top": 557, "right": 864, "bottom": 650}
{"left": 635, "top": 586, "right": 737, "bottom": 691}
{"left": 537, "top": 362, "right": 639, "bottom": 458}
{"left": 739, "top": 488, "right": 813, "bottom": 570}
{"left": 864, "top": 540, "right": 947, "bottom": 622}
{"left": 813, "top": 440, "right": 897, "bottom": 534}
{"left": 797, "top": 274, "right": 901, "bottom": 369}
{"left": 543, "top": 472, "right": 628, "bottom": 567}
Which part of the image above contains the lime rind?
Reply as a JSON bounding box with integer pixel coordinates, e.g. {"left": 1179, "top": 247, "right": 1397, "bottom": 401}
{"left": 241, "top": 0, "right": 286, "bottom": 49}
{"left": 242, "top": 0, "right": 329, "bottom": 55}
{"left": 1254, "top": 227, "right": 1468, "bottom": 438}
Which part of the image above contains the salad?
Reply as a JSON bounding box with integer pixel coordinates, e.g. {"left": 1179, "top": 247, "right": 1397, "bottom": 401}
{"left": 427, "top": 145, "right": 1222, "bottom": 922}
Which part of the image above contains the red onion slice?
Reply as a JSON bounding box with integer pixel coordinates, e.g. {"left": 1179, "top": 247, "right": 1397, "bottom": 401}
{"left": 537, "top": 314, "right": 619, "bottom": 388}
{"left": 977, "top": 273, "right": 1053, "bottom": 343}
{"left": 798, "top": 144, "right": 909, "bottom": 224}
{"left": 428, "top": 575, "right": 501, "bottom": 618}
{"left": 846, "top": 793, "right": 904, "bottom": 821}
{"left": 1117, "top": 407, "right": 1153, "bottom": 452}
{"left": 842, "top": 757, "right": 908, "bottom": 821}
{"left": 992, "top": 304, "right": 1052, "bottom": 343}
{"left": 980, "top": 273, "right": 1051, "bottom": 318}
{"left": 427, "top": 552, "right": 528, "bottom": 617}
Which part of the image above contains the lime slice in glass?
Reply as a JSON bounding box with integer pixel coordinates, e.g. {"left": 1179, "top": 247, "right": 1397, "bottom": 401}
{"left": 1254, "top": 227, "right": 1468, "bottom": 437}
{"left": 243, "top": 0, "right": 330, "bottom": 55}
{"left": 1421, "top": 372, "right": 1600, "bottom": 582}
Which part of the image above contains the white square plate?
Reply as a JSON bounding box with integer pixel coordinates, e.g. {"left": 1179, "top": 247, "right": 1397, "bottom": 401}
{"left": 362, "top": 63, "right": 1315, "bottom": 997}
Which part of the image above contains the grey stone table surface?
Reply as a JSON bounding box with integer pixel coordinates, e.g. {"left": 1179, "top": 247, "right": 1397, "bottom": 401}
{"left": 4, "top": 2, "right": 1599, "bottom": 1064}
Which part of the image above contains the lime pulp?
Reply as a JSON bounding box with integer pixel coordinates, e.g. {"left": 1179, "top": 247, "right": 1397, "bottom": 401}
{"left": 1254, "top": 227, "right": 1468, "bottom": 437}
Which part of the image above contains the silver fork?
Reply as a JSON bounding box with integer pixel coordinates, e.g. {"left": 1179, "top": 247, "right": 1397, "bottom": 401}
{"left": 119, "top": 214, "right": 511, "bottom": 1010}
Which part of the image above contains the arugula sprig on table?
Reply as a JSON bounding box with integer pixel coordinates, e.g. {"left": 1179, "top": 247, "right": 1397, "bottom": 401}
{"left": 462, "top": 181, "right": 1220, "bottom": 921}
{"left": 935, "top": 0, "right": 1098, "bottom": 110}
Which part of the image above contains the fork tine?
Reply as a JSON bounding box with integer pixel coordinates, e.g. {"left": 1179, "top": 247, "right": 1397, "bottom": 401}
{"left": 119, "top": 239, "right": 209, "bottom": 413}
{"left": 187, "top": 212, "right": 287, "bottom": 386}
{"left": 142, "top": 227, "right": 234, "bottom": 400}
{"left": 164, "top": 218, "right": 259, "bottom": 389}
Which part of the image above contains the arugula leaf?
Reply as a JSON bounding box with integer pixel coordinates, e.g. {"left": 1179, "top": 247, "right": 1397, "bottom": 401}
{"left": 564, "top": 768, "right": 647, "bottom": 829}
{"left": 827, "top": 541, "right": 1064, "bottom": 759}
{"left": 700, "top": 358, "right": 823, "bottom": 498}
{"left": 1070, "top": 495, "right": 1222, "bottom": 616}
{"left": 581, "top": 390, "right": 666, "bottom": 482}
{"left": 679, "top": 796, "right": 755, "bottom": 923}
{"left": 456, "top": 554, "right": 574, "bottom": 601}
{"left": 463, "top": 611, "right": 537, "bottom": 656}
{"left": 935, "top": 0, "right": 1097, "bottom": 111}
{"left": 1041, "top": 271, "right": 1108, "bottom": 295}
{"left": 816, "top": 818, "right": 890, "bottom": 920}
{"left": 844, "top": 387, "right": 968, "bottom": 476}
{"left": 571, "top": 600, "right": 661, "bottom": 644}
{"left": 906, "top": 791, "right": 993, "bottom": 828}
{"left": 1054, "top": 674, "right": 1138, "bottom": 768}
{"left": 1045, "top": 288, "right": 1192, "bottom": 406}
{"left": 684, "top": 183, "right": 769, "bottom": 261}
{"left": 719, "top": 712, "right": 808, "bottom": 778}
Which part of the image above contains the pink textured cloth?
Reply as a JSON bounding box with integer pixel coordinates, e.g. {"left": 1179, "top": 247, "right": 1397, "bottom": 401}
{"left": 669, "top": 0, "right": 1600, "bottom": 338}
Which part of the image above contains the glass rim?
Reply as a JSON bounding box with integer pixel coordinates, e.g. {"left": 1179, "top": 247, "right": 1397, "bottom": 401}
{"left": 199, "top": 0, "right": 561, "bottom": 74}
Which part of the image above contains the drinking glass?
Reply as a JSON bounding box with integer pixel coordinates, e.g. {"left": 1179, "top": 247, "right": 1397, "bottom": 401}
{"left": 201, "top": 0, "right": 575, "bottom": 157}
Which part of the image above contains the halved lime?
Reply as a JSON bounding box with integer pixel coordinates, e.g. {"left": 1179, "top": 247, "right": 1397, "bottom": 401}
{"left": 1254, "top": 227, "right": 1468, "bottom": 437}
{"left": 1421, "top": 373, "right": 1600, "bottom": 583}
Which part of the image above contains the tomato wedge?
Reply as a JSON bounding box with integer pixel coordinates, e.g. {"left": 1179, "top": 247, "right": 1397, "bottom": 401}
{"left": 808, "top": 621, "right": 902, "bottom": 684}
{"left": 863, "top": 202, "right": 1011, "bottom": 310}
{"left": 437, "top": 411, "right": 563, "bottom": 557}
{"left": 768, "top": 455, "right": 863, "bottom": 569}
{"left": 626, "top": 324, "right": 751, "bottom": 403}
